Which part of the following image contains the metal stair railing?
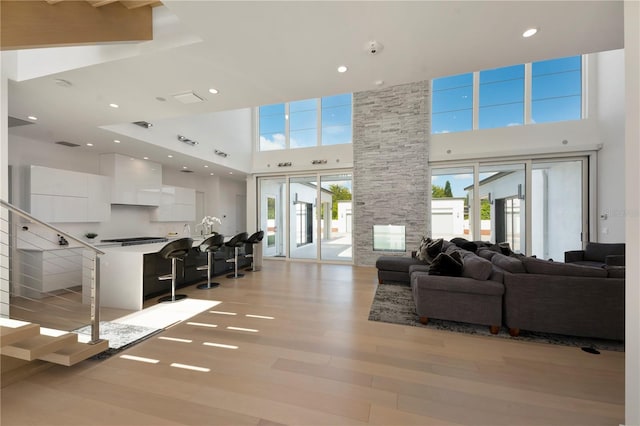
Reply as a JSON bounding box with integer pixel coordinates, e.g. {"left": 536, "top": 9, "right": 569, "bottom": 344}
{"left": 0, "top": 199, "right": 104, "bottom": 344}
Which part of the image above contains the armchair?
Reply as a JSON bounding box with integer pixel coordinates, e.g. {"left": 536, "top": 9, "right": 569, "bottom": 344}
{"left": 564, "top": 242, "right": 625, "bottom": 268}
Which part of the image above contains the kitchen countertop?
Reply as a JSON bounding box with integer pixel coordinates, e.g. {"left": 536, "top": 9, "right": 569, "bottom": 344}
{"left": 100, "top": 237, "right": 205, "bottom": 254}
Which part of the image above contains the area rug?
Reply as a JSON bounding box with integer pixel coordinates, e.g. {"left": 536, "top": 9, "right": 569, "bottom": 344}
{"left": 73, "top": 321, "right": 162, "bottom": 350}
{"left": 73, "top": 299, "right": 222, "bottom": 359}
{"left": 368, "top": 282, "right": 625, "bottom": 352}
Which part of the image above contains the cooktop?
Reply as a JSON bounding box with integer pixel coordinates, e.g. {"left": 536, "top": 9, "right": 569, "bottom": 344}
{"left": 101, "top": 237, "right": 168, "bottom": 246}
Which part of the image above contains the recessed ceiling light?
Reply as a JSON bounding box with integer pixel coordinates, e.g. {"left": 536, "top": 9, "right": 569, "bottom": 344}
{"left": 337, "top": 65, "right": 348, "bottom": 73}
{"left": 522, "top": 28, "right": 538, "bottom": 38}
{"left": 28, "top": 116, "right": 37, "bottom": 121}
{"left": 114, "top": 139, "right": 121, "bottom": 143}
{"left": 210, "top": 173, "right": 214, "bottom": 175}
{"left": 182, "top": 166, "right": 188, "bottom": 169}
{"left": 86, "top": 143, "right": 93, "bottom": 147}
{"left": 143, "top": 157, "right": 149, "bottom": 160}
{"left": 229, "top": 172, "right": 233, "bottom": 175}
{"left": 168, "top": 154, "right": 173, "bottom": 158}
{"left": 204, "top": 165, "right": 208, "bottom": 168}
{"left": 208, "top": 88, "right": 219, "bottom": 94}
{"left": 109, "top": 103, "right": 119, "bottom": 108}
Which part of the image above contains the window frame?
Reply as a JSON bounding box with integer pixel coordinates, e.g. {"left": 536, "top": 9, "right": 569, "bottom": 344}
{"left": 257, "top": 94, "right": 353, "bottom": 151}
{"left": 431, "top": 55, "right": 585, "bottom": 135}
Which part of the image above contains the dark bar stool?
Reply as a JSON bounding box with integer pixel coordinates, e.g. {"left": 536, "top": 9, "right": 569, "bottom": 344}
{"left": 244, "top": 230, "right": 264, "bottom": 272}
{"left": 157, "top": 237, "right": 193, "bottom": 303}
{"left": 196, "top": 233, "right": 225, "bottom": 290}
{"left": 225, "top": 232, "right": 248, "bottom": 279}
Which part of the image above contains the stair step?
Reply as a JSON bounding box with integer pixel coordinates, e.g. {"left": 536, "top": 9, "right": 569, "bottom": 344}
{"left": 0, "top": 323, "right": 41, "bottom": 347}
{"left": 1, "top": 333, "right": 77, "bottom": 361}
{"left": 39, "top": 339, "right": 109, "bottom": 366}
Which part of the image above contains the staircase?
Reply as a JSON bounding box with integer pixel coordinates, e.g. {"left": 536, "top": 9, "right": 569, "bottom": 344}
{"left": 1, "top": 318, "right": 108, "bottom": 367}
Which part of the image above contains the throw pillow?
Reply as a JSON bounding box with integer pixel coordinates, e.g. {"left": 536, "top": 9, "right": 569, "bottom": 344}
{"left": 426, "top": 238, "right": 444, "bottom": 261}
{"left": 428, "top": 251, "right": 463, "bottom": 276}
{"left": 417, "top": 236, "right": 431, "bottom": 261}
{"left": 451, "top": 237, "right": 478, "bottom": 253}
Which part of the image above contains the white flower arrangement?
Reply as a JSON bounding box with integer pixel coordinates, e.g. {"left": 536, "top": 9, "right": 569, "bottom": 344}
{"left": 201, "top": 215, "right": 222, "bottom": 234}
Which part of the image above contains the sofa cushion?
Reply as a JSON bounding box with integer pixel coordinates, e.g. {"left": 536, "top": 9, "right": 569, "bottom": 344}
{"left": 462, "top": 255, "right": 493, "bottom": 281}
{"left": 491, "top": 253, "right": 526, "bottom": 273}
{"left": 522, "top": 256, "right": 608, "bottom": 277}
{"left": 477, "top": 248, "right": 497, "bottom": 261}
{"left": 376, "top": 256, "right": 425, "bottom": 273}
{"left": 428, "top": 251, "right": 463, "bottom": 277}
{"left": 409, "top": 264, "right": 430, "bottom": 275}
{"left": 606, "top": 266, "right": 625, "bottom": 279}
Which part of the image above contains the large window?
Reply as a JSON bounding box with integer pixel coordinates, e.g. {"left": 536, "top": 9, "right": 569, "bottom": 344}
{"left": 258, "top": 94, "right": 352, "bottom": 151}
{"left": 479, "top": 65, "right": 524, "bottom": 129}
{"left": 532, "top": 56, "right": 582, "bottom": 123}
{"left": 321, "top": 94, "right": 352, "bottom": 145}
{"left": 431, "top": 73, "right": 473, "bottom": 134}
{"left": 290, "top": 99, "right": 317, "bottom": 148}
{"left": 259, "top": 103, "right": 286, "bottom": 151}
{"left": 431, "top": 55, "right": 583, "bottom": 134}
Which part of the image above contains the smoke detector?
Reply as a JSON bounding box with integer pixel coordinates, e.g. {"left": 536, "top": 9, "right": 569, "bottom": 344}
{"left": 365, "top": 40, "right": 383, "bottom": 55}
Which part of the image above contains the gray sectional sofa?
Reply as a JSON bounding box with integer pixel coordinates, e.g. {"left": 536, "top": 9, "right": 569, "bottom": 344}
{"left": 375, "top": 240, "right": 625, "bottom": 340}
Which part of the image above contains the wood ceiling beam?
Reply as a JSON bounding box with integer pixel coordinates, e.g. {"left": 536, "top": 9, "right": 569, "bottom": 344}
{"left": 86, "top": 0, "right": 120, "bottom": 7}
{"left": 119, "top": 1, "right": 159, "bottom": 9}
{"left": 0, "top": 1, "right": 153, "bottom": 50}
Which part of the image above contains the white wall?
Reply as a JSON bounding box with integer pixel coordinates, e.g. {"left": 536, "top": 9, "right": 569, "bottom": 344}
{"left": 624, "top": 2, "right": 640, "bottom": 424}
{"left": 594, "top": 49, "right": 626, "bottom": 243}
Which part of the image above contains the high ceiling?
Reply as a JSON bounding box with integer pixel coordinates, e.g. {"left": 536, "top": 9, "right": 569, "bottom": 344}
{"left": 5, "top": 1, "right": 625, "bottom": 179}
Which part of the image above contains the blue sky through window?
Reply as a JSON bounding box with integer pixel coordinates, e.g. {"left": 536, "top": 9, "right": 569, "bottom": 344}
{"left": 259, "top": 94, "right": 352, "bottom": 150}
{"left": 431, "top": 55, "right": 582, "bottom": 134}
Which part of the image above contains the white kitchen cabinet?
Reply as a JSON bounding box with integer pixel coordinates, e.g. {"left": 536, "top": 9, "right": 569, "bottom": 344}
{"left": 151, "top": 185, "right": 196, "bottom": 222}
{"left": 86, "top": 174, "right": 111, "bottom": 222}
{"left": 99, "top": 153, "right": 162, "bottom": 206}
{"left": 29, "top": 165, "right": 111, "bottom": 223}
{"left": 18, "top": 248, "right": 83, "bottom": 299}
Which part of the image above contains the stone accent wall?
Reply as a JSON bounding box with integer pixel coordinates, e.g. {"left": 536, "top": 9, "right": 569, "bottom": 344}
{"left": 353, "top": 81, "right": 430, "bottom": 266}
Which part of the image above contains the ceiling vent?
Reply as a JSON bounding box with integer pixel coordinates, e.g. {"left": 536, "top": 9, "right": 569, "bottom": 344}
{"left": 214, "top": 149, "right": 228, "bottom": 158}
{"left": 132, "top": 121, "right": 153, "bottom": 128}
{"left": 180, "top": 169, "right": 194, "bottom": 173}
{"left": 173, "top": 91, "right": 204, "bottom": 104}
{"left": 177, "top": 135, "right": 198, "bottom": 146}
{"left": 8, "top": 116, "right": 34, "bottom": 128}
{"left": 55, "top": 141, "right": 81, "bottom": 147}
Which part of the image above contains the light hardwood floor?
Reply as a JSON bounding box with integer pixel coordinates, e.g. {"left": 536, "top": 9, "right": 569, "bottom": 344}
{"left": 1, "top": 261, "right": 625, "bottom": 425}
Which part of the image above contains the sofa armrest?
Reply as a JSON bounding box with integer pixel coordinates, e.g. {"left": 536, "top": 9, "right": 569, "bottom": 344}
{"left": 564, "top": 250, "right": 585, "bottom": 263}
{"left": 605, "top": 254, "right": 625, "bottom": 267}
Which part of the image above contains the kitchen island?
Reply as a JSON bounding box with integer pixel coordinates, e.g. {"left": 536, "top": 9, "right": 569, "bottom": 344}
{"left": 99, "top": 238, "right": 247, "bottom": 310}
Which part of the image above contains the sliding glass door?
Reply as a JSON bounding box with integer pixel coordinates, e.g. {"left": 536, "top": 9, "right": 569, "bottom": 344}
{"left": 320, "top": 174, "right": 352, "bottom": 261}
{"left": 259, "top": 177, "right": 286, "bottom": 257}
{"left": 478, "top": 163, "right": 526, "bottom": 253}
{"left": 530, "top": 159, "right": 586, "bottom": 260}
{"left": 258, "top": 172, "right": 353, "bottom": 263}
{"left": 290, "top": 175, "right": 318, "bottom": 260}
{"left": 431, "top": 157, "right": 588, "bottom": 257}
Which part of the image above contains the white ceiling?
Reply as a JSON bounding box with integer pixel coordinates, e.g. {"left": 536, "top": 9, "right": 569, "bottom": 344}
{"left": 6, "top": 1, "right": 624, "bottom": 180}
